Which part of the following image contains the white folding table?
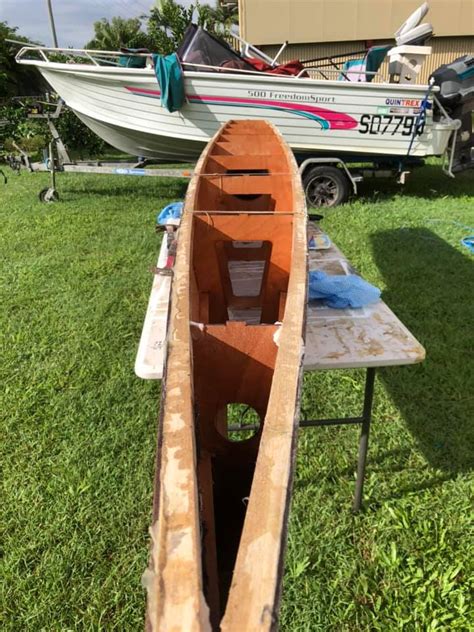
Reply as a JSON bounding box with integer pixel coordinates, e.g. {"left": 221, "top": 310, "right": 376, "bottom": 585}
{"left": 135, "top": 223, "right": 425, "bottom": 511}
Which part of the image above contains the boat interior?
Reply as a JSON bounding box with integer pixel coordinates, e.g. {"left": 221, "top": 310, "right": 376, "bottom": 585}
{"left": 176, "top": 3, "right": 434, "bottom": 84}
{"left": 185, "top": 120, "right": 298, "bottom": 624}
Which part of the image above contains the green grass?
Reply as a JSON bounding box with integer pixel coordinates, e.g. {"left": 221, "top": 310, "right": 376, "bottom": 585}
{"left": 1, "top": 165, "right": 473, "bottom": 630}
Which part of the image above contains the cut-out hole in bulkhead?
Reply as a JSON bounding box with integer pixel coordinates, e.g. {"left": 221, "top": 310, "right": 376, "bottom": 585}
{"left": 232, "top": 241, "right": 264, "bottom": 249}
{"left": 228, "top": 259, "right": 266, "bottom": 297}
{"left": 218, "top": 403, "right": 261, "bottom": 442}
{"left": 226, "top": 169, "right": 270, "bottom": 176}
{"left": 226, "top": 307, "right": 262, "bottom": 324}
{"left": 233, "top": 193, "right": 264, "bottom": 201}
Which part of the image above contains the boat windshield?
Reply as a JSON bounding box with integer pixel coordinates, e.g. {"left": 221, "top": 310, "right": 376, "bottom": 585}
{"left": 177, "top": 24, "right": 255, "bottom": 72}
{"left": 177, "top": 24, "right": 308, "bottom": 77}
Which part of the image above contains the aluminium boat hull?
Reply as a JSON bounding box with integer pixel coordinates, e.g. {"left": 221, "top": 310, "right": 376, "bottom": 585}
{"left": 33, "top": 63, "right": 455, "bottom": 161}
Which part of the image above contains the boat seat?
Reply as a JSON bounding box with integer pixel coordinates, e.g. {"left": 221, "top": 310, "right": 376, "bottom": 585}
{"left": 338, "top": 58, "right": 367, "bottom": 82}
{"left": 338, "top": 45, "right": 390, "bottom": 82}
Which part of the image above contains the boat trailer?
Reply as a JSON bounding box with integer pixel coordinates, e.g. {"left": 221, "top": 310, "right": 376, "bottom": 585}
{"left": 2, "top": 99, "right": 193, "bottom": 202}
{"left": 4, "top": 96, "right": 470, "bottom": 207}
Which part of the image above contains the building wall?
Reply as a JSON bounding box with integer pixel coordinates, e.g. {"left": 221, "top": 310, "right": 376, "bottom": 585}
{"left": 257, "top": 35, "right": 473, "bottom": 84}
{"left": 238, "top": 0, "right": 474, "bottom": 45}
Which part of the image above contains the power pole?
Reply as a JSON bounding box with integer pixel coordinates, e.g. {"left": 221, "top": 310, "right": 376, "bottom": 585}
{"left": 46, "top": 0, "right": 59, "bottom": 47}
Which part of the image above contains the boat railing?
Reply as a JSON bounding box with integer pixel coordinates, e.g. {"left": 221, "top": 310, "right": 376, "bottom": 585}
{"left": 16, "top": 46, "right": 311, "bottom": 80}
{"left": 300, "top": 67, "right": 387, "bottom": 82}
{"left": 16, "top": 46, "right": 150, "bottom": 67}
{"left": 16, "top": 45, "right": 390, "bottom": 83}
{"left": 180, "top": 60, "right": 313, "bottom": 79}
{"left": 16, "top": 45, "right": 423, "bottom": 87}
{"left": 231, "top": 31, "right": 289, "bottom": 67}
{"left": 180, "top": 61, "right": 388, "bottom": 83}
{"left": 15, "top": 46, "right": 294, "bottom": 79}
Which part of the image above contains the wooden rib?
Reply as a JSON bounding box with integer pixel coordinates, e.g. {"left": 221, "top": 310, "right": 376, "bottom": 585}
{"left": 203, "top": 155, "right": 289, "bottom": 173}
{"left": 202, "top": 174, "right": 291, "bottom": 195}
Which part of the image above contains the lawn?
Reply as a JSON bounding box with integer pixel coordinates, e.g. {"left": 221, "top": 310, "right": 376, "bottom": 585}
{"left": 1, "top": 164, "right": 473, "bottom": 630}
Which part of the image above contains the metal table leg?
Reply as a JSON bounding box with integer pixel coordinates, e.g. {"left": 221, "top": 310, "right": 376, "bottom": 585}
{"left": 352, "top": 367, "right": 376, "bottom": 512}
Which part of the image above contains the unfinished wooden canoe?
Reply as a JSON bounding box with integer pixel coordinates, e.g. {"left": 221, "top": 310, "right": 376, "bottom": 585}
{"left": 143, "top": 119, "right": 307, "bottom": 631}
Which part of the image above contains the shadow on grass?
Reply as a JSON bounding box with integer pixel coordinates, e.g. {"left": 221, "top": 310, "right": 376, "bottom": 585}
{"left": 356, "top": 164, "right": 474, "bottom": 202}
{"left": 371, "top": 228, "right": 474, "bottom": 474}
{"left": 364, "top": 473, "right": 457, "bottom": 510}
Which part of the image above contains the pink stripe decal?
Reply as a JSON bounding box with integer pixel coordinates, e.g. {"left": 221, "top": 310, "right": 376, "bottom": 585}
{"left": 126, "top": 86, "right": 161, "bottom": 96}
{"left": 125, "top": 86, "right": 357, "bottom": 130}
{"left": 190, "top": 93, "right": 357, "bottom": 130}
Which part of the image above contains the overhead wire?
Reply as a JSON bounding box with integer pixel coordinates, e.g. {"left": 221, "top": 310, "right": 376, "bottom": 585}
{"left": 114, "top": 0, "right": 149, "bottom": 19}
{"left": 91, "top": 0, "right": 145, "bottom": 21}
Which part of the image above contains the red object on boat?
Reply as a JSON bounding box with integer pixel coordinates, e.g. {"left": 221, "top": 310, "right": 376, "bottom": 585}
{"left": 246, "top": 57, "right": 309, "bottom": 77}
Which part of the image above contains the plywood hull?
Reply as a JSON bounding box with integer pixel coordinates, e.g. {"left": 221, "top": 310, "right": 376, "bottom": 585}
{"left": 32, "top": 64, "right": 455, "bottom": 160}
{"left": 144, "top": 120, "right": 307, "bottom": 630}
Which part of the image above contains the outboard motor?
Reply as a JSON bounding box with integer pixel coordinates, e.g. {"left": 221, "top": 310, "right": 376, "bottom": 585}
{"left": 431, "top": 55, "right": 474, "bottom": 172}
{"left": 388, "top": 2, "right": 434, "bottom": 83}
{"left": 394, "top": 2, "right": 432, "bottom": 47}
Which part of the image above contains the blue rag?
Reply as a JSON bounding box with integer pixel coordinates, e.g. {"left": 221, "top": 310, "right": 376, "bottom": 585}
{"left": 157, "top": 202, "right": 183, "bottom": 225}
{"left": 153, "top": 53, "right": 185, "bottom": 113}
{"left": 309, "top": 270, "right": 381, "bottom": 308}
{"left": 461, "top": 236, "right": 474, "bottom": 253}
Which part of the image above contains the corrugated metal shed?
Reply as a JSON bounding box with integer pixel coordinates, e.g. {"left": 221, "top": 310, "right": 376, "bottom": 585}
{"left": 238, "top": 0, "right": 474, "bottom": 45}
{"left": 259, "top": 36, "right": 474, "bottom": 84}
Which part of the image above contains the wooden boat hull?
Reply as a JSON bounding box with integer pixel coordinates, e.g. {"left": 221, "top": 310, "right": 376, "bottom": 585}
{"left": 143, "top": 120, "right": 307, "bottom": 631}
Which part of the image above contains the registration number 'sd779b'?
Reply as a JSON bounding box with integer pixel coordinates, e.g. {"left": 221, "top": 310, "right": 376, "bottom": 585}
{"left": 358, "top": 114, "right": 425, "bottom": 136}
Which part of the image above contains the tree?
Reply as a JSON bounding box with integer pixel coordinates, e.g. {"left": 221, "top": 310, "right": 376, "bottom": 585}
{"left": 202, "top": 1, "right": 239, "bottom": 35}
{"left": 147, "top": 0, "right": 238, "bottom": 55}
{"left": 85, "top": 16, "right": 151, "bottom": 51}
{"left": 147, "top": 0, "right": 195, "bottom": 55}
{"left": 0, "top": 22, "right": 45, "bottom": 98}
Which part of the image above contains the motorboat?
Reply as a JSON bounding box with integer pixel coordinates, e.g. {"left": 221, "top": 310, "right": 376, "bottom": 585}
{"left": 15, "top": 3, "right": 472, "bottom": 206}
{"left": 142, "top": 119, "right": 307, "bottom": 630}
{"left": 16, "top": 4, "right": 466, "bottom": 163}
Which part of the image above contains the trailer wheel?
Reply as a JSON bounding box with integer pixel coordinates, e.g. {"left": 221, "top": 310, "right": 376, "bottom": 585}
{"left": 303, "top": 166, "right": 350, "bottom": 208}
{"left": 39, "top": 187, "right": 59, "bottom": 202}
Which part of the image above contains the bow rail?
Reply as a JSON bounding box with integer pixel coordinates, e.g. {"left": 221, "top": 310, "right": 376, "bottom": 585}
{"left": 16, "top": 46, "right": 150, "bottom": 67}
{"left": 16, "top": 45, "right": 388, "bottom": 83}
